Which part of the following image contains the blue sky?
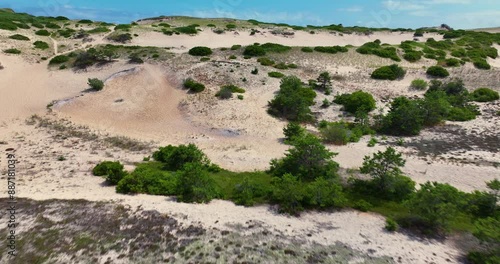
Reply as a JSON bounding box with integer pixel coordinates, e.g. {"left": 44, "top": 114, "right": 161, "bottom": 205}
{"left": 3, "top": 0, "right": 500, "bottom": 29}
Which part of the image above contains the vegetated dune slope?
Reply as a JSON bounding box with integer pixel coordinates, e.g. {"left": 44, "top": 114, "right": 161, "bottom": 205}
{"left": 132, "top": 30, "right": 441, "bottom": 52}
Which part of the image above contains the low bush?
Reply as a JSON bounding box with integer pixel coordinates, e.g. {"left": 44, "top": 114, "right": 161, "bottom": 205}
{"left": 426, "top": 66, "right": 449, "bottom": 78}
{"left": 251, "top": 68, "right": 259, "bottom": 75}
{"left": 92, "top": 161, "right": 127, "bottom": 185}
{"left": 215, "top": 85, "right": 245, "bottom": 99}
{"left": 268, "top": 76, "right": 316, "bottom": 122}
{"left": 33, "top": 41, "right": 49, "bottom": 50}
{"left": 175, "top": 163, "right": 220, "bottom": 203}
{"left": 473, "top": 59, "right": 491, "bottom": 70}
{"left": 410, "top": 79, "right": 428, "bottom": 90}
{"left": 230, "top": 44, "right": 241, "bottom": 50}
{"left": 268, "top": 71, "right": 285, "bottom": 78}
{"left": 9, "top": 34, "right": 30, "bottom": 41}
{"left": 226, "top": 24, "right": 237, "bottom": 29}
{"left": 116, "top": 167, "right": 176, "bottom": 195}
{"left": 152, "top": 144, "right": 214, "bottom": 171}
{"left": 175, "top": 25, "right": 198, "bottom": 35}
{"left": 469, "top": 88, "right": 499, "bottom": 102}
{"left": 385, "top": 218, "right": 398, "bottom": 232}
{"left": 444, "top": 58, "right": 461, "bottom": 67}
{"left": 314, "top": 46, "right": 348, "bottom": 54}
{"left": 3, "top": 48, "right": 21, "bottom": 54}
{"left": 301, "top": 47, "right": 313, "bottom": 53}
{"left": 87, "top": 78, "right": 104, "bottom": 91}
{"left": 183, "top": 78, "right": 205, "bottom": 93}
{"left": 403, "top": 51, "right": 422, "bottom": 62}
{"left": 243, "top": 45, "right": 266, "bottom": 57}
{"left": 49, "top": 55, "right": 69, "bottom": 65}
{"left": 371, "top": 64, "right": 406, "bottom": 80}
{"left": 107, "top": 33, "right": 132, "bottom": 43}
{"left": 257, "top": 57, "right": 275, "bottom": 66}
{"left": 283, "top": 122, "right": 306, "bottom": 144}
{"left": 35, "top": 30, "right": 51, "bottom": 36}
{"left": 114, "top": 24, "right": 131, "bottom": 31}
{"left": 188, "top": 46, "right": 212, "bottom": 56}
{"left": 333, "top": 90, "right": 376, "bottom": 114}
{"left": 319, "top": 121, "right": 373, "bottom": 145}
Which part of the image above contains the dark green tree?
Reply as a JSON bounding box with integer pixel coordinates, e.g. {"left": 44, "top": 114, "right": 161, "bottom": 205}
{"left": 269, "top": 133, "right": 339, "bottom": 181}
{"left": 316, "top": 72, "right": 332, "bottom": 92}
{"left": 268, "top": 76, "right": 316, "bottom": 122}
{"left": 283, "top": 122, "right": 306, "bottom": 144}
{"left": 175, "top": 163, "right": 219, "bottom": 203}
{"left": 270, "top": 173, "right": 305, "bottom": 215}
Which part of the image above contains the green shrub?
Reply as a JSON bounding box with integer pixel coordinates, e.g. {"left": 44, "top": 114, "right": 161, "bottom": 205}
{"left": 410, "top": 79, "right": 428, "bottom": 90}
{"left": 333, "top": 91, "right": 376, "bottom": 114}
{"left": 226, "top": 24, "right": 237, "bottom": 29}
{"left": 283, "top": 122, "right": 306, "bottom": 144}
{"left": 49, "top": 55, "right": 69, "bottom": 65}
{"left": 3, "top": 48, "right": 21, "bottom": 54}
{"left": 379, "top": 97, "right": 424, "bottom": 136}
{"left": 116, "top": 167, "right": 176, "bottom": 195}
{"left": 78, "top": 19, "right": 93, "bottom": 24}
{"left": 257, "top": 57, "right": 275, "bottom": 66}
{"left": 183, "top": 78, "right": 205, "bottom": 93}
{"left": 268, "top": 71, "right": 285, "bottom": 78}
{"left": 215, "top": 87, "right": 233, "bottom": 99}
{"left": 371, "top": 64, "right": 406, "bottom": 80}
{"left": 175, "top": 26, "right": 198, "bottom": 35}
{"left": 206, "top": 24, "right": 216, "bottom": 28}
{"left": 87, "top": 27, "right": 111, "bottom": 34}
{"left": 320, "top": 121, "right": 372, "bottom": 145}
{"left": 188, "top": 46, "right": 212, "bottom": 56}
{"left": 175, "top": 163, "right": 219, "bottom": 203}
{"left": 356, "top": 41, "right": 400, "bottom": 61}
{"left": 269, "top": 134, "right": 339, "bottom": 181}
{"left": 305, "top": 177, "right": 347, "bottom": 208}
{"left": 200, "top": 57, "right": 210, "bottom": 62}
{"left": 447, "top": 106, "right": 479, "bottom": 121}
{"left": 107, "top": 33, "right": 132, "bottom": 43}
{"left": 114, "top": 24, "right": 131, "bottom": 31}
{"left": 9, "top": 34, "right": 30, "bottom": 41}
{"left": 473, "top": 59, "right": 491, "bottom": 70}
{"left": 92, "top": 161, "right": 127, "bottom": 185}
{"left": 403, "top": 51, "right": 422, "bottom": 62}
{"left": 353, "top": 199, "right": 372, "bottom": 212}
{"left": 268, "top": 76, "right": 316, "bottom": 122}
{"left": 261, "top": 43, "right": 292, "bottom": 53}
{"left": 0, "top": 22, "right": 18, "bottom": 31}
{"left": 406, "top": 182, "right": 466, "bottom": 230}
{"left": 232, "top": 178, "right": 264, "bottom": 206}
{"left": 35, "top": 30, "right": 50, "bottom": 36}
{"left": 230, "top": 44, "right": 242, "bottom": 50}
{"left": 87, "top": 78, "right": 104, "bottom": 91}
{"left": 301, "top": 47, "right": 314, "bottom": 53}
{"left": 470, "top": 88, "right": 499, "bottom": 102}
{"left": 444, "top": 58, "right": 461, "bottom": 67}
{"left": 314, "top": 46, "right": 348, "bottom": 54}
{"left": 270, "top": 173, "right": 305, "bottom": 215}
{"left": 243, "top": 45, "right": 266, "bottom": 57}
{"left": 426, "top": 66, "right": 449, "bottom": 78}
{"left": 251, "top": 68, "right": 259, "bottom": 75}
{"left": 152, "top": 144, "right": 213, "bottom": 171}
{"left": 274, "top": 62, "right": 288, "bottom": 69}
{"left": 33, "top": 41, "right": 49, "bottom": 50}
{"left": 385, "top": 218, "right": 398, "bottom": 232}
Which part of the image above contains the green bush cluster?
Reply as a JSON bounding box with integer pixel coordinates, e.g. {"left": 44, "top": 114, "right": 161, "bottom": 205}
{"left": 313, "top": 46, "right": 348, "bottom": 54}
{"left": 469, "top": 88, "right": 499, "bottom": 102}
{"left": 188, "top": 46, "right": 212, "bottom": 56}
{"left": 426, "top": 66, "right": 449, "bottom": 78}
{"left": 268, "top": 71, "right": 285, "bottom": 78}
{"left": 92, "top": 161, "right": 127, "bottom": 185}
{"left": 371, "top": 64, "right": 406, "bottom": 80}
{"left": 377, "top": 79, "right": 479, "bottom": 135}
{"left": 3, "top": 48, "right": 21, "bottom": 54}
{"left": 319, "top": 120, "right": 373, "bottom": 145}
{"left": 107, "top": 33, "right": 132, "bottom": 43}
{"left": 268, "top": 76, "right": 316, "bottom": 122}
{"left": 9, "top": 34, "right": 30, "bottom": 41}
{"left": 35, "top": 29, "right": 50, "bottom": 36}
{"left": 49, "top": 55, "right": 69, "bottom": 65}
{"left": 216, "top": 85, "right": 245, "bottom": 99}
{"left": 183, "top": 78, "right": 205, "bottom": 93}
{"left": 152, "top": 144, "right": 216, "bottom": 171}
{"left": 356, "top": 41, "right": 400, "bottom": 61}
{"left": 243, "top": 43, "right": 291, "bottom": 57}
{"left": 333, "top": 90, "right": 376, "bottom": 114}
{"left": 87, "top": 78, "right": 104, "bottom": 91}
{"left": 301, "top": 47, "right": 314, "bottom": 53}
{"left": 33, "top": 41, "right": 49, "bottom": 50}
{"left": 473, "top": 59, "right": 491, "bottom": 70}
{"left": 410, "top": 79, "right": 428, "bottom": 90}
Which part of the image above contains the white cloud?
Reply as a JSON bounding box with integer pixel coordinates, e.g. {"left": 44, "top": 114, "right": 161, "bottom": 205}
{"left": 382, "top": 1, "right": 426, "bottom": 11}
